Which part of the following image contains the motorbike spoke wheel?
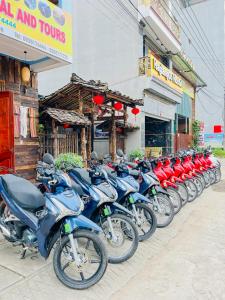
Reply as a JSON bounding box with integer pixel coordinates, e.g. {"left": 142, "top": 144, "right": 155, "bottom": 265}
{"left": 215, "top": 168, "right": 221, "bottom": 183}
{"left": 53, "top": 230, "right": 108, "bottom": 289}
{"left": 193, "top": 177, "right": 203, "bottom": 196}
{"left": 185, "top": 179, "right": 198, "bottom": 202}
{"left": 208, "top": 169, "right": 216, "bottom": 185}
{"left": 203, "top": 171, "right": 211, "bottom": 188}
{"left": 101, "top": 213, "right": 139, "bottom": 264}
{"left": 166, "top": 187, "right": 182, "bottom": 214}
{"left": 176, "top": 183, "right": 189, "bottom": 206}
{"left": 130, "top": 203, "right": 157, "bottom": 242}
{"left": 149, "top": 193, "right": 174, "bottom": 228}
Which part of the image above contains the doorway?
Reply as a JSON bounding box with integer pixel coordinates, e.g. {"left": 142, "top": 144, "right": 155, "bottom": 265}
{"left": 0, "top": 92, "right": 14, "bottom": 173}
{"left": 145, "top": 116, "right": 172, "bottom": 155}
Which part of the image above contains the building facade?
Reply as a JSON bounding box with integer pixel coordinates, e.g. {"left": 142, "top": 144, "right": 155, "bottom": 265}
{"left": 0, "top": 0, "right": 72, "bottom": 177}
{"left": 176, "top": 0, "right": 225, "bottom": 146}
{"left": 39, "top": 0, "right": 205, "bottom": 157}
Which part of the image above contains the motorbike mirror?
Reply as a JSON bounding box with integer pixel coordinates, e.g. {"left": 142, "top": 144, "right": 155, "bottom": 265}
{"left": 43, "top": 153, "right": 55, "bottom": 165}
{"left": 91, "top": 151, "right": 98, "bottom": 160}
{"left": 116, "top": 149, "right": 124, "bottom": 157}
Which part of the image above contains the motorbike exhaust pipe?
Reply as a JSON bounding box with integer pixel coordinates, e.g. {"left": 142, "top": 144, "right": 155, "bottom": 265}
{"left": 0, "top": 224, "right": 11, "bottom": 238}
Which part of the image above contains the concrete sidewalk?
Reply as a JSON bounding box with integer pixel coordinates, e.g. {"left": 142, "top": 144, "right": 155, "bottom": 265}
{"left": 0, "top": 163, "right": 225, "bottom": 300}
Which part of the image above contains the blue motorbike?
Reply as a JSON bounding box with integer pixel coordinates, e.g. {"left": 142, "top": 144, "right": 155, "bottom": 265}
{"left": 125, "top": 159, "right": 175, "bottom": 228}
{"left": 0, "top": 164, "right": 108, "bottom": 290}
{"left": 37, "top": 154, "right": 139, "bottom": 265}
{"left": 102, "top": 157, "right": 157, "bottom": 241}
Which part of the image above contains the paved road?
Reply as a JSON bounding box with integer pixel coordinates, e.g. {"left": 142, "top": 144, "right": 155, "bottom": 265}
{"left": 0, "top": 162, "right": 225, "bottom": 300}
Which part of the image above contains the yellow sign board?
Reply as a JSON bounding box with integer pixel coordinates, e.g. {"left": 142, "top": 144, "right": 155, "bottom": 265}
{"left": 0, "top": 0, "right": 72, "bottom": 62}
{"left": 150, "top": 55, "right": 183, "bottom": 93}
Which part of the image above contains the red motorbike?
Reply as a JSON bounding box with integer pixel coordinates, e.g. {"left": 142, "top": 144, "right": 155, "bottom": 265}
{"left": 151, "top": 158, "right": 182, "bottom": 214}
{"left": 172, "top": 155, "right": 198, "bottom": 202}
{"left": 162, "top": 157, "right": 189, "bottom": 205}
{"left": 180, "top": 153, "right": 204, "bottom": 197}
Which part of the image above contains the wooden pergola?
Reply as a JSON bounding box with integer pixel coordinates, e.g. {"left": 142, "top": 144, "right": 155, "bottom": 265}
{"left": 40, "top": 73, "right": 143, "bottom": 163}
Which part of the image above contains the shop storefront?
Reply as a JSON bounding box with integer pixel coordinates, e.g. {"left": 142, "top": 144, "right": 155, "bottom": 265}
{"left": 0, "top": 0, "right": 72, "bottom": 178}
{"left": 140, "top": 53, "right": 183, "bottom": 156}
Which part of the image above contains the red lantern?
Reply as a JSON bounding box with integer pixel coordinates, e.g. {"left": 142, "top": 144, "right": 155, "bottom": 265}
{"left": 114, "top": 102, "right": 123, "bottom": 111}
{"left": 131, "top": 107, "right": 140, "bottom": 115}
{"left": 93, "top": 94, "right": 104, "bottom": 105}
{"left": 63, "top": 124, "right": 70, "bottom": 129}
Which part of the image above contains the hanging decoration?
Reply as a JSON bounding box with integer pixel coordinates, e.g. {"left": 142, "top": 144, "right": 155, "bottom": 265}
{"left": 93, "top": 94, "right": 104, "bottom": 105}
{"left": 114, "top": 102, "right": 123, "bottom": 111}
{"left": 131, "top": 107, "right": 140, "bottom": 115}
{"left": 63, "top": 124, "right": 71, "bottom": 129}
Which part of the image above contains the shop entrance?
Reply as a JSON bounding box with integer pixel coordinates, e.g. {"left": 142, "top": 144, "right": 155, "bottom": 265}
{"left": 0, "top": 92, "right": 14, "bottom": 173}
{"left": 145, "top": 116, "right": 172, "bottom": 156}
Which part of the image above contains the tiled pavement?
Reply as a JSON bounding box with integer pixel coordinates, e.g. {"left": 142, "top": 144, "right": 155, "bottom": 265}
{"left": 0, "top": 160, "right": 225, "bottom": 300}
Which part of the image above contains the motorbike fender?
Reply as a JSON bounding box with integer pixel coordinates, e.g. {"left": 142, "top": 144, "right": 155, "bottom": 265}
{"left": 111, "top": 202, "right": 133, "bottom": 217}
{"left": 154, "top": 185, "right": 169, "bottom": 196}
{"left": 129, "top": 192, "right": 150, "bottom": 203}
{"left": 65, "top": 215, "right": 102, "bottom": 233}
{"left": 39, "top": 215, "right": 102, "bottom": 259}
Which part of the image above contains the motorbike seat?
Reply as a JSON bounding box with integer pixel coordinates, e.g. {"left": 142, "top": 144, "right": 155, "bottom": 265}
{"left": 71, "top": 168, "right": 92, "bottom": 185}
{"left": 1, "top": 174, "right": 45, "bottom": 212}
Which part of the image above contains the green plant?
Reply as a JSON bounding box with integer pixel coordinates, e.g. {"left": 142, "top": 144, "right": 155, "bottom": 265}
{"left": 212, "top": 148, "right": 225, "bottom": 158}
{"left": 129, "top": 148, "right": 144, "bottom": 161}
{"left": 55, "top": 153, "right": 83, "bottom": 170}
{"left": 39, "top": 124, "right": 45, "bottom": 133}
{"left": 192, "top": 120, "right": 201, "bottom": 149}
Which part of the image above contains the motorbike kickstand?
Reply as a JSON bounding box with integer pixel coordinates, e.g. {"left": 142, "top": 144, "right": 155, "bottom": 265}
{"left": 20, "top": 246, "right": 28, "bottom": 259}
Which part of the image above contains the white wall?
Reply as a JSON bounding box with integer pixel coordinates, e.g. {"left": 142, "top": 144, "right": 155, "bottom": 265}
{"left": 176, "top": 0, "right": 224, "bottom": 134}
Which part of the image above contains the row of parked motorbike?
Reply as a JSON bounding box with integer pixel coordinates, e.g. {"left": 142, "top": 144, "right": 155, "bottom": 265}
{"left": 0, "top": 148, "right": 221, "bottom": 290}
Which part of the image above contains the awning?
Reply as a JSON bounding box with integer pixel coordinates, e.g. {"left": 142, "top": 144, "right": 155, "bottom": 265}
{"left": 172, "top": 53, "right": 206, "bottom": 88}
{"left": 43, "top": 108, "right": 91, "bottom": 126}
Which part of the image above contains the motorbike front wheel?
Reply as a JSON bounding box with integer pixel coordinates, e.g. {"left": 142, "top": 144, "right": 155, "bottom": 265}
{"left": 214, "top": 167, "right": 221, "bottom": 183}
{"left": 129, "top": 203, "right": 157, "bottom": 242}
{"left": 193, "top": 177, "right": 204, "bottom": 196}
{"left": 185, "top": 179, "right": 198, "bottom": 202}
{"left": 176, "top": 183, "right": 189, "bottom": 206}
{"left": 149, "top": 193, "right": 174, "bottom": 228}
{"left": 203, "top": 171, "right": 211, "bottom": 188}
{"left": 166, "top": 187, "right": 182, "bottom": 214}
{"left": 53, "top": 229, "right": 108, "bottom": 290}
{"left": 101, "top": 213, "right": 139, "bottom": 264}
{"left": 208, "top": 169, "right": 216, "bottom": 185}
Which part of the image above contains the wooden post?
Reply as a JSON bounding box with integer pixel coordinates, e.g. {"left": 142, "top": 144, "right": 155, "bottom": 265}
{"left": 123, "top": 105, "right": 128, "bottom": 154}
{"left": 52, "top": 119, "right": 58, "bottom": 158}
{"left": 111, "top": 106, "right": 117, "bottom": 161}
{"left": 87, "top": 124, "right": 92, "bottom": 160}
{"left": 79, "top": 90, "right": 87, "bottom": 166}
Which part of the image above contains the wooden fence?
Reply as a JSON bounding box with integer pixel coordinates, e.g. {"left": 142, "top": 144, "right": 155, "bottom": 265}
{"left": 39, "top": 133, "right": 79, "bottom": 158}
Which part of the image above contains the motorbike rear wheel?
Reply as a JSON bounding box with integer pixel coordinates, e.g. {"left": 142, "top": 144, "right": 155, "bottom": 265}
{"left": 53, "top": 229, "right": 108, "bottom": 289}
{"left": 176, "top": 183, "right": 189, "bottom": 206}
{"left": 166, "top": 187, "right": 182, "bottom": 214}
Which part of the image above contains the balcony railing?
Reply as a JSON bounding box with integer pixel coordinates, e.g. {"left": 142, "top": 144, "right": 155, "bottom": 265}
{"left": 140, "top": 0, "right": 181, "bottom": 41}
